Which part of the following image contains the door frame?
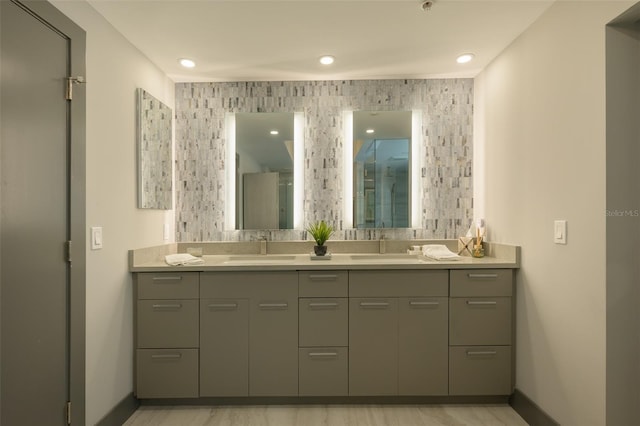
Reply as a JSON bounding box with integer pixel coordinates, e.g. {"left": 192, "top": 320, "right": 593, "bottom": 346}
{"left": 3, "top": 1, "right": 87, "bottom": 423}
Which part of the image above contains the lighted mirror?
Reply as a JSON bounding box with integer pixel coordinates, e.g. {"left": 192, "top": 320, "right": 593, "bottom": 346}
{"left": 234, "top": 112, "right": 298, "bottom": 230}
{"left": 352, "top": 111, "right": 412, "bottom": 228}
{"left": 136, "top": 88, "right": 173, "bottom": 209}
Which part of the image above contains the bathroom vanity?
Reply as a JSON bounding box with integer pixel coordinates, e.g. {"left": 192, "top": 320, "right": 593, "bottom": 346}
{"left": 130, "top": 242, "right": 519, "bottom": 403}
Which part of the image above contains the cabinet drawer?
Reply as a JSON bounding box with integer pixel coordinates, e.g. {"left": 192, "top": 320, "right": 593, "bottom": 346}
{"left": 299, "top": 298, "right": 348, "bottom": 347}
{"left": 299, "top": 271, "right": 348, "bottom": 297}
{"left": 136, "top": 349, "right": 198, "bottom": 398}
{"left": 137, "top": 300, "right": 199, "bottom": 348}
{"left": 449, "top": 346, "right": 512, "bottom": 395}
{"left": 137, "top": 272, "right": 199, "bottom": 300}
{"left": 200, "top": 271, "right": 297, "bottom": 299}
{"left": 449, "top": 297, "right": 512, "bottom": 345}
{"left": 450, "top": 269, "right": 513, "bottom": 297}
{"left": 349, "top": 270, "right": 448, "bottom": 297}
{"left": 299, "top": 347, "right": 348, "bottom": 396}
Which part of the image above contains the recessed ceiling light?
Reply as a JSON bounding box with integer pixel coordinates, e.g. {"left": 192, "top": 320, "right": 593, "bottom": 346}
{"left": 456, "top": 53, "right": 475, "bottom": 64}
{"left": 179, "top": 58, "right": 196, "bottom": 68}
{"left": 270, "top": 130, "right": 279, "bottom": 135}
{"left": 319, "top": 55, "right": 335, "bottom": 65}
{"left": 366, "top": 129, "right": 375, "bottom": 134}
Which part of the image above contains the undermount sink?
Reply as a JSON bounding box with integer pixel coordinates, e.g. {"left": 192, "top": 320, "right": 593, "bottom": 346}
{"left": 223, "top": 255, "right": 297, "bottom": 265}
{"left": 349, "top": 253, "right": 423, "bottom": 263}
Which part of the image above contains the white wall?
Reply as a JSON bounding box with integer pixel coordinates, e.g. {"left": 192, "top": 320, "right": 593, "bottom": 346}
{"left": 50, "top": 2, "right": 174, "bottom": 424}
{"left": 475, "top": 2, "right": 633, "bottom": 425}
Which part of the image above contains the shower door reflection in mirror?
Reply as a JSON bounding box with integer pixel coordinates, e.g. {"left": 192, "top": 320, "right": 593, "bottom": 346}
{"left": 353, "top": 111, "right": 412, "bottom": 228}
{"left": 236, "top": 112, "right": 294, "bottom": 229}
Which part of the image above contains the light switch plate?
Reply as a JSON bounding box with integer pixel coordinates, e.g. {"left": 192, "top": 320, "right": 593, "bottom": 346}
{"left": 554, "top": 220, "right": 567, "bottom": 244}
{"left": 91, "top": 226, "right": 103, "bottom": 250}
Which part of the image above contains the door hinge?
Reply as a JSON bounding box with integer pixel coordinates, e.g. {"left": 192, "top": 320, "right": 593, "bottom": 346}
{"left": 66, "top": 401, "right": 72, "bottom": 424}
{"left": 65, "top": 240, "right": 72, "bottom": 263}
{"left": 66, "top": 76, "right": 85, "bottom": 101}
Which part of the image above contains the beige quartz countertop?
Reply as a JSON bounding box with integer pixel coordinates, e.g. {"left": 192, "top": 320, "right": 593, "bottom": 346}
{"left": 130, "top": 241, "right": 520, "bottom": 272}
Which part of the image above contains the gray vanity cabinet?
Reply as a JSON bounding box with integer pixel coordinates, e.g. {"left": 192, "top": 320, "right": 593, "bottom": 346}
{"left": 298, "top": 271, "right": 349, "bottom": 396}
{"left": 134, "top": 265, "right": 517, "bottom": 400}
{"left": 199, "top": 271, "right": 298, "bottom": 397}
{"left": 135, "top": 272, "right": 200, "bottom": 398}
{"left": 349, "top": 270, "right": 449, "bottom": 396}
{"left": 448, "top": 269, "right": 514, "bottom": 396}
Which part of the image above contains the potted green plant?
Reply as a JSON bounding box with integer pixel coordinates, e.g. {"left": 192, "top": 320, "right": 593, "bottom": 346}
{"left": 307, "top": 220, "right": 334, "bottom": 256}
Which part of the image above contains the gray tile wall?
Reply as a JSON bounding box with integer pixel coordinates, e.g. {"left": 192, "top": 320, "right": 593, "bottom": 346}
{"left": 175, "top": 79, "right": 473, "bottom": 242}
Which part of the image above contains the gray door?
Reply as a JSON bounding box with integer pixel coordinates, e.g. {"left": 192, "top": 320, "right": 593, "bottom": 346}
{"left": 1, "top": 1, "right": 85, "bottom": 424}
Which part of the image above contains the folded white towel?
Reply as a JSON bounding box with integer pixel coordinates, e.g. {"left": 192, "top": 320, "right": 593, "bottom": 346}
{"left": 422, "top": 244, "right": 461, "bottom": 261}
{"left": 165, "top": 253, "right": 205, "bottom": 266}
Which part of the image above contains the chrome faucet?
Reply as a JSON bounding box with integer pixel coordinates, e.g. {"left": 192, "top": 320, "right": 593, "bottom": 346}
{"left": 250, "top": 235, "right": 268, "bottom": 255}
{"left": 379, "top": 234, "right": 386, "bottom": 254}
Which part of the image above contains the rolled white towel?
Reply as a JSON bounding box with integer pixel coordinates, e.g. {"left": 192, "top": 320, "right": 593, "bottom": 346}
{"left": 165, "top": 253, "right": 205, "bottom": 266}
{"left": 422, "top": 244, "right": 461, "bottom": 261}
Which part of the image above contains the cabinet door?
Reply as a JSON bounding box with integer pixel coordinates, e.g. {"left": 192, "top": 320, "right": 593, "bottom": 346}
{"left": 398, "top": 297, "right": 448, "bottom": 395}
{"left": 136, "top": 349, "right": 198, "bottom": 398}
{"left": 299, "top": 347, "right": 348, "bottom": 396}
{"left": 137, "top": 299, "right": 199, "bottom": 348}
{"left": 349, "top": 298, "right": 398, "bottom": 396}
{"left": 449, "top": 346, "right": 512, "bottom": 395}
{"left": 299, "top": 298, "right": 348, "bottom": 347}
{"left": 250, "top": 298, "right": 298, "bottom": 396}
{"left": 449, "top": 297, "right": 512, "bottom": 345}
{"left": 200, "top": 299, "right": 249, "bottom": 397}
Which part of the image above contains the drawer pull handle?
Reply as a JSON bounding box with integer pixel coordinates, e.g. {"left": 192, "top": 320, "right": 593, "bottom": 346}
{"left": 309, "top": 352, "right": 338, "bottom": 357}
{"left": 152, "top": 303, "right": 182, "bottom": 309}
{"left": 259, "top": 303, "right": 288, "bottom": 309}
{"left": 309, "top": 302, "right": 339, "bottom": 308}
{"left": 151, "top": 353, "right": 182, "bottom": 359}
{"left": 409, "top": 301, "right": 439, "bottom": 306}
{"left": 466, "top": 351, "right": 497, "bottom": 356}
{"left": 360, "top": 302, "right": 390, "bottom": 308}
{"left": 467, "top": 274, "right": 498, "bottom": 279}
{"left": 152, "top": 276, "right": 183, "bottom": 281}
{"left": 208, "top": 303, "right": 238, "bottom": 309}
{"left": 466, "top": 301, "right": 497, "bottom": 306}
{"left": 308, "top": 274, "right": 338, "bottom": 281}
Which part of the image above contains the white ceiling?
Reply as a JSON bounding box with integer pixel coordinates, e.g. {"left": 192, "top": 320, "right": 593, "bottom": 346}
{"left": 87, "top": 0, "right": 555, "bottom": 82}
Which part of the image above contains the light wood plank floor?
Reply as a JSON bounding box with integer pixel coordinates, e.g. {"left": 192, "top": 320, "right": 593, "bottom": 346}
{"left": 123, "top": 404, "right": 529, "bottom": 426}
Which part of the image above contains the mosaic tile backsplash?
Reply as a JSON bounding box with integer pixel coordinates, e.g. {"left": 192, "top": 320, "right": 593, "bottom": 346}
{"left": 175, "top": 79, "right": 473, "bottom": 242}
